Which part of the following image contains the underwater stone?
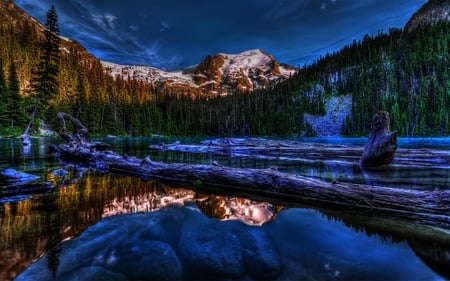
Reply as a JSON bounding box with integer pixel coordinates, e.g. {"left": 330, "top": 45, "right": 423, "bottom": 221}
{"left": 178, "top": 210, "right": 243, "bottom": 278}
{"left": 103, "top": 238, "right": 182, "bottom": 281}
{"left": 239, "top": 226, "right": 281, "bottom": 279}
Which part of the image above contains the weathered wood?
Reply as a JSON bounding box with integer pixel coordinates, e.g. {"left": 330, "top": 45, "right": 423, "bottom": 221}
{"left": 20, "top": 106, "right": 37, "bottom": 146}
{"left": 150, "top": 137, "right": 450, "bottom": 168}
{"left": 51, "top": 112, "right": 450, "bottom": 230}
{"left": 50, "top": 143, "right": 450, "bottom": 230}
{"left": 360, "top": 111, "right": 398, "bottom": 168}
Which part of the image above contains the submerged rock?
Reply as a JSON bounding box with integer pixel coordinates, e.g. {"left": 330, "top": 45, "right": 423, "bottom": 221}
{"left": 135, "top": 205, "right": 186, "bottom": 245}
{"left": 15, "top": 205, "right": 443, "bottom": 281}
{"left": 56, "top": 266, "right": 127, "bottom": 281}
{"left": 51, "top": 169, "right": 68, "bottom": 177}
{"left": 178, "top": 210, "right": 243, "bottom": 278}
{"left": 102, "top": 239, "right": 182, "bottom": 281}
{"left": 239, "top": 227, "right": 281, "bottom": 279}
{"left": 0, "top": 168, "right": 40, "bottom": 183}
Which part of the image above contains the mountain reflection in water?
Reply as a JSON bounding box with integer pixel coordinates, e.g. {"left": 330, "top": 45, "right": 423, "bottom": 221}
{"left": 0, "top": 137, "right": 449, "bottom": 280}
{"left": 0, "top": 171, "right": 448, "bottom": 281}
{"left": 0, "top": 171, "right": 284, "bottom": 281}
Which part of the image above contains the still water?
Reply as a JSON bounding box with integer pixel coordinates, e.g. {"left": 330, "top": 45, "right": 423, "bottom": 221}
{"left": 1, "top": 137, "right": 449, "bottom": 280}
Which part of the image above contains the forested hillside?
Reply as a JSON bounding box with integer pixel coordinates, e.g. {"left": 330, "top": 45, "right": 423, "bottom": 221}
{"left": 0, "top": 0, "right": 449, "bottom": 137}
{"left": 147, "top": 20, "right": 450, "bottom": 137}
{"left": 0, "top": 0, "right": 155, "bottom": 137}
{"left": 303, "top": 21, "right": 450, "bottom": 136}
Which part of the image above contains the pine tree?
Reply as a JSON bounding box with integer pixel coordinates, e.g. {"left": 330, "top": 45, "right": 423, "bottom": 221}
{"left": 7, "top": 62, "right": 25, "bottom": 129}
{"left": 31, "top": 4, "right": 60, "bottom": 121}
{"left": 0, "top": 59, "right": 8, "bottom": 129}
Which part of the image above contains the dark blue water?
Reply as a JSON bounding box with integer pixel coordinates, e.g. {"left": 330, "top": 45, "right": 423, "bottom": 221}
{"left": 1, "top": 137, "right": 449, "bottom": 281}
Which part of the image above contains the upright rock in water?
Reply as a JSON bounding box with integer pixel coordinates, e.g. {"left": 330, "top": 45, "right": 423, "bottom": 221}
{"left": 360, "top": 111, "right": 398, "bottom": 168}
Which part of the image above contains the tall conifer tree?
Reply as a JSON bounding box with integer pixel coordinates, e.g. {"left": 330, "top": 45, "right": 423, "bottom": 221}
{"left": 0, "top": 59, "right": 8, "bottom": 129}
{"left": 7, "top": 62, "right": 25, "bottom": 129}
{"left": 32, "top": 4, "right": 60, "bottom": 118}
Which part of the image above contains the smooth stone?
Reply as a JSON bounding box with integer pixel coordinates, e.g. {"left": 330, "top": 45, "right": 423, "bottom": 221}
{"left": 239, "top": 226, "right": 281, "bottom": 279}
{"left": 178, "top": 210, "right": 243, "bottom": 278}
{"left": 56, "top": 265, "right": 128, "bottom": 281}
{"left": 102, "top": 238, "right": 182, "bottom": 281}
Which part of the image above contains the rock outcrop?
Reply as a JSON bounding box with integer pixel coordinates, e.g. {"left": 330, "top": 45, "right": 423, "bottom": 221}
{"left": 405, "top": 0, "right": 450, "bottom": 32}
{"left": 103, "top": 49, "right": 297, "bottom": 97}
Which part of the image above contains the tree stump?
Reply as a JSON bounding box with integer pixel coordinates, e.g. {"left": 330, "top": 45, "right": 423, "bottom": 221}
{"left": 54, "top": 112, "right": 110, "bottom": 151}
{"left": 360, "top": 111, "right": 398, "bottom": 168}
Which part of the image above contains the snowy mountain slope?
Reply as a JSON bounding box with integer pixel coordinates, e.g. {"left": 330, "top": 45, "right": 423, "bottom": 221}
{"left": 103, "top": 49, "right": 297, "bottom": 96}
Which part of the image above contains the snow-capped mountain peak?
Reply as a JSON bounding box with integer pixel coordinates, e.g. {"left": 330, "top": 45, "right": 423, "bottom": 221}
{"left": 102, "top": 49, "right": 297, "bottom": 96}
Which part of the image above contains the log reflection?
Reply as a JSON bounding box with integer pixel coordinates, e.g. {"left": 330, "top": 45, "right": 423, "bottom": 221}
{"left": 1, "top": 170, "right": 449, "bottom": 281}
{"left": 0, "top": 171, "right": 278, "bottom": 280}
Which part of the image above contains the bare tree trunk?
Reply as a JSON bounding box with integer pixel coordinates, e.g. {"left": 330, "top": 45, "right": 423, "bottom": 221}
{"left": 20, "top": 107, "right": 37, "bottom": 146}
{"left": 360, "top": 111, "right": 398, "bottom": 168}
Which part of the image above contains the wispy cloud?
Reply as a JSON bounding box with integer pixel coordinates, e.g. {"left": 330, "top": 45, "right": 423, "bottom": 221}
{"left": 104, "top": 14, "right": 117, "bottom": 29}
{"left": 14, "top": 0, "right": 428, "bottom": 70}
{"left": 160, "top": 21, "right": 169, "bottom": 32}
{"left": 91, "top": 13, "right": 117, "bottom": 30}
{"left": 321, "top": 0, "right": 338, "bottom": 11}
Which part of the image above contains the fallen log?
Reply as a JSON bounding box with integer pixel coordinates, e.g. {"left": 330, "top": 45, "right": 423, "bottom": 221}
{"left": 50, "top": 112, "right": 450, "bottom": 230}
{"left": 150, "top": 137, "right": 450, "bottom": 168}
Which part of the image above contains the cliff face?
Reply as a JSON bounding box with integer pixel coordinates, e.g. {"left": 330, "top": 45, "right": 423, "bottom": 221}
{"left": 103, "top": 49, "right": 297, "bottom": 97}
{"left": 405, "top": 0, "right": 450, "bottom": 31}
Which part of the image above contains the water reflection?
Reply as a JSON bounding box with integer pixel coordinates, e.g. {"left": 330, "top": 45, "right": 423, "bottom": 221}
{"left": 1, "top": 170, "right": 449, "bottom": 280}
{"left": 1, "top": 137, "right": 450, "bottom": 280}
{"left": 0, "top": 171, "right": 280, "bottom": 281}
{"left": 195, "top": 195, "right": 283, "bottom": 225}
{"left": 408, "top": 239, "right": 450, "bottom": 280}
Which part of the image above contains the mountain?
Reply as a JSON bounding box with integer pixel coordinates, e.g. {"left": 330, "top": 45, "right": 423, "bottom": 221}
{"left": 103, "top": 49, "right": 297, "bottom": 96}
{"left": 405, "top": 0, "right": 450, "bottom": 31}
{"left": 0, "top": 0, "right": 101, "bottom": 94}
{"left": 2, "top": 0, "right": 450, "bottom": 138}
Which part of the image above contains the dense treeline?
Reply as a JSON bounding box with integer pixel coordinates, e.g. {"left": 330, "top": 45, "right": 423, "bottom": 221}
{"left": 146, "top": 20, "right": 450, "bottom": 137}
{"left": 0, "top": 4, "right": 156, "bottom": 137}
{"left": 300, "top": 21, "right": 450, "bottom": 136}
{"left": 0, "top": 1, "right": 449, "bottom": 137}
{"left": 0, "top": 3, "right": 319, "bottom": 137}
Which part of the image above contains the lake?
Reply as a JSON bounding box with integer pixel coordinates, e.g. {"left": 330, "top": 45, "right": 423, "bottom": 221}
{"left": 1, "top": 136, "right": 449, "bottom": 280}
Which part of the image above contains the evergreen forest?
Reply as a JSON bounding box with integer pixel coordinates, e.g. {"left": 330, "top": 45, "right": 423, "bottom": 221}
{"left": 0, "top": 3, "right": 449, "bottom": 137}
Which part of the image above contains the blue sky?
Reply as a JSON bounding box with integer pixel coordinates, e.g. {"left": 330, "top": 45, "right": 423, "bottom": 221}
{"left": 15, "top": 0, "right": 427, "bottom": 70}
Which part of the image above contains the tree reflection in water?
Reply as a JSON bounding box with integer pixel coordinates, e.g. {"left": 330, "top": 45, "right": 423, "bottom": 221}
{"left": 408, "top": 239, "right": 450, "bottom": 280}
{"left": 1, "top": 169, "right": 449, "bottom": 280}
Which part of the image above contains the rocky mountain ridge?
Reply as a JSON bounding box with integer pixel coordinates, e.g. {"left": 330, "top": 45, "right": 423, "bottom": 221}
{"left": 103, "top": 49, "right": 297, "bottom": 96}
{"left": 405, "top": 0, "right": 450, "bottom": 31}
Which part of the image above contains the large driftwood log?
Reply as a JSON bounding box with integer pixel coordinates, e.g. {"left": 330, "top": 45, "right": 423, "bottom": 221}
{"left": 360, "top": 111, "right": 398, "bottom": 168}
{"left": 50, "top": 113, "right": 450, "bottom": 230}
